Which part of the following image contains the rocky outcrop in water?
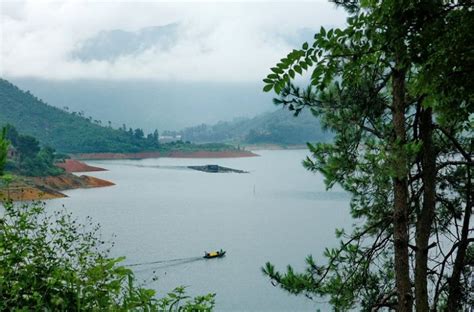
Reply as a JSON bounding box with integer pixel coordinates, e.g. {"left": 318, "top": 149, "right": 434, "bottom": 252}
{"left": 188, "top": 165, "right": 248, "bottom": 173}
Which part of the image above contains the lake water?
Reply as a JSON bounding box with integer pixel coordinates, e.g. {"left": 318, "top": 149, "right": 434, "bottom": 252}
{"left": 49, "top": 149, "right": 352, "bottom": 311}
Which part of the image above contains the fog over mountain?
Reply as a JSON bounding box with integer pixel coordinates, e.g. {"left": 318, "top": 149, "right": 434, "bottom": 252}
{"left": 3, "top": 1, "right": 346, "bottom": 132}
{"left": 2, "top": 2, "right": 346, "bottom": 81}
{"left": 11, "top": 78, "right": 274, "bottom": 131}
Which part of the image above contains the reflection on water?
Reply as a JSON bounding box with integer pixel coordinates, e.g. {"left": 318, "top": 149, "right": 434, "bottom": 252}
{"left": 48, "top": 150, "right": 352, "bottom": 311}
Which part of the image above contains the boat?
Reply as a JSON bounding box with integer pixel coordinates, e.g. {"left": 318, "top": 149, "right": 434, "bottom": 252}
{"left": 203, "top": 249, "right": 226, "bottom": 259}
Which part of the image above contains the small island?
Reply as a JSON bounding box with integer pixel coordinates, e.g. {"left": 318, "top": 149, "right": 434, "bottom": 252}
{"left": 188, "top": 164, "right": 248, "bottom": 173}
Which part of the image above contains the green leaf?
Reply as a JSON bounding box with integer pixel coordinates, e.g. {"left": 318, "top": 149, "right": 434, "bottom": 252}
{"left": 289, "top": 69, "right": 295, "bottom": 79}
{"left": 289, "top": 50, "right": 298, "bottom": 59}
{"left": 302, "top": 42, "right": 309, "bottom": 50}
{"left": 327, "top": 29, "right": 334, "bottom": 38}
{"left": 271, "top": 67, "right": 283, "bottom": 74}
{"left": 311, "top": 66, "right": 322, "bottom": 80}
{"left": 274, "top": 84, "right": 282, "bottom": 95}
{"left": 263, "top": 84, "right": 273, "bottom": 92}
{"left": 280, "top": 58, "right": 290, "bottom": 65}
{"left": 320, "top": 26, "right": 326, "bottom": 37}
{"left": 294, "top": 65, "right": 302, "bottom": 74}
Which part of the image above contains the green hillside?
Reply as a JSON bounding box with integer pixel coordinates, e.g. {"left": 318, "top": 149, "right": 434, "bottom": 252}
{"left": 0, "top": 79, "right": 162, "bottom": 153}
{"left": 176, "top": 109, "right": 331, "bottom": 145}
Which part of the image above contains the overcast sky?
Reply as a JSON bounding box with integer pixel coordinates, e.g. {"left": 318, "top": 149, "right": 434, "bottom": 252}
{"left": 1, "top": 0, "right": 347, "bottom": 82}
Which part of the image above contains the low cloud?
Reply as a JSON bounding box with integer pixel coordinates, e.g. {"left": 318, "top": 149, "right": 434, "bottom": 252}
{"left": 1, "top": 1, "right": 346, "bottom": 81}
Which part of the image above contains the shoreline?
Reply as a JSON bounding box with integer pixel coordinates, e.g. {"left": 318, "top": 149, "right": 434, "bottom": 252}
{"left": 0, "top": 167, "right": 115, "bottom": 202}
{"left": 0, "top": 173, "right": 114, "bottom": 201}
{"left": 1, "top": 148, "right": 264, "bottom": 201}
{"left": 243, "top": 144, "right": 308, "bottom": 151}
{"left": 56, "top": 159, "right": 108, "bottom": 172}
{"left": 70, "top": 150, "right": 258, "bottom": 160}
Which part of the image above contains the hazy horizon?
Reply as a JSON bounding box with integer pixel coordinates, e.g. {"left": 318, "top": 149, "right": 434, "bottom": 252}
{"left": 10, "top": 77, "right": 278, "bottom": 131}
{"left": 1, "top": 1, "right": 347, "bottom": 131}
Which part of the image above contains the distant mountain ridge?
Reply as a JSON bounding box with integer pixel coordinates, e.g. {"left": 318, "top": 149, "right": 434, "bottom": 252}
{"left": 11, "top": 78, "right": 273, "bottom": 131}
{"left": 0, "top": 79, "right": 161, "bottom": 153}
{"left": 176, "top": 109, "right": 331, "bottom": 145}
{"left": 0, "top": 78, "right": 328, "bottom": 153}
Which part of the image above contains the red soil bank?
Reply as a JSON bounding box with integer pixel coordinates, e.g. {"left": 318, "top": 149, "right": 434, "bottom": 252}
{"left": 1, "top": 174, "right": 114, "bottom": 201}
{"left": 0, "top": 186, "right": 66, "bottom": 201}
{"left": 34, "top": 174, "right": 115, "bottom": 191}
{"left": 56, "top": 159, "right": 107, "bottom": 172}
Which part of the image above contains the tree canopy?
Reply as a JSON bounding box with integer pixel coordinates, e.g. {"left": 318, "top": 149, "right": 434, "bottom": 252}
{"left": 3, "top": 125, "right": 64, "bottom": 177}
{"left": 262, "top": 1, "right": 473, "bottom": 311}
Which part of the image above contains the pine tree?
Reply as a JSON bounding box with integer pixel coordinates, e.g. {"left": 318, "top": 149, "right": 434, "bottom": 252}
{"left": 262, "top": 1, "right": 473, "bottom": 310}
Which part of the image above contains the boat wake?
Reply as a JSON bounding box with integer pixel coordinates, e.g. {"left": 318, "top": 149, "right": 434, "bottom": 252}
{"left": 126, "top": 256, "right": 203, "bottom": 267}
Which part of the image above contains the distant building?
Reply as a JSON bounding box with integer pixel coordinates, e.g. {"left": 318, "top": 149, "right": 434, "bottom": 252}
{"left": 159, "top": 135, "right": 182, "bottom": 143}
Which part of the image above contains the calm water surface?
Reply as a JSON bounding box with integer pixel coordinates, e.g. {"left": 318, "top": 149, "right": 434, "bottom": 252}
{"left": 49, "top": 150, "right": 352, "bottom": 311}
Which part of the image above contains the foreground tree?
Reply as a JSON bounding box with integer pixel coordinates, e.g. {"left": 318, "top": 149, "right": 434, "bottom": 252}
{"left": 0, "top": 201, "right": 215, "bottom": 311}
{"left": 262, "top": 1, "right": 472, "bottom": 311}
{"left": 0, "top": 128, "right": 214, "bottom": 311}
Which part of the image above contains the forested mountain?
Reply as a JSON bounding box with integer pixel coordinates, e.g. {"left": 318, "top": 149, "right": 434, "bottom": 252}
{"left": 0, "top": 79, "right": 161, "bottom": 153}
{"left": 176, "top": 109, "right": 331, "bottom": 145}
{"left": 12, "top": 78, "right": 273, "bottom": 131}
{"left": 0, "top": 78, "right": 326, "bottom": 153}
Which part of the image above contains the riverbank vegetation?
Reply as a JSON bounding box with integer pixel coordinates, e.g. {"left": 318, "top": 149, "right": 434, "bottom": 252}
{"left": 262, "top": 1, "right": 472, "bottom": 311}
{"left": 3, "top": 124, "right": 64, "bottom": 177}
{"left": 0, "top": 125, "right": 253, "bottom": 200}
{"left": 0, "top": 131, "right": 215, "bottom": 311}
{"left": 0, "top": 79, "right": 239, "bottom": 154}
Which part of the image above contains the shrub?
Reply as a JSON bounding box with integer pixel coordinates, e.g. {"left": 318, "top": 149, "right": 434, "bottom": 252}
{"left": 0, "top": 201, "right": 215, "bottom": 311}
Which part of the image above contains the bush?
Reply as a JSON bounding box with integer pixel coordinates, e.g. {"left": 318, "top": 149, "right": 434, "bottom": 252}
{"left": 0, "top": 201, "right": 215, "bottom": 311}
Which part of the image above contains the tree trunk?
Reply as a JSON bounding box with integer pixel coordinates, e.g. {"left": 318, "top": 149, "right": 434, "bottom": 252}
{"left": 446, "top": 166, "right": 472, "bottom": 311}
{"left": 392, "top": 66, "right": 413, "bottom": 312}
{"left": 415, "top": 107, "right": 436, "bottom": 312}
